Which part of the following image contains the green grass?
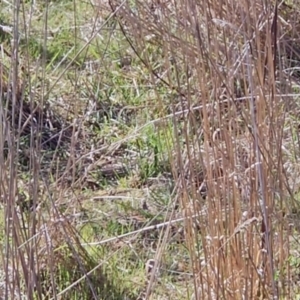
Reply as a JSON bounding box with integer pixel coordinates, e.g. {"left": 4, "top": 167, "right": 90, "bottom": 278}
{"left": 0, "top": 1, "right": 191, "bottom": 298}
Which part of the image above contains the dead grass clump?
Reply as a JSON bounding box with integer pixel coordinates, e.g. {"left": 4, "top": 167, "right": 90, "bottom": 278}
{"left": 112, "top": 0, "right": 300, "bottom": 298}
{"left": 1, "top": 60, "right": 73, "bottom": 167}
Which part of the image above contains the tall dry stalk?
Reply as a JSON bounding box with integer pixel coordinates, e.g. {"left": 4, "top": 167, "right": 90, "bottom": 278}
{"left": 0, "top": 1, "right": 44, "bottom": 298}
{"left": 0, "top": 1, "right": 95, "bottom": 298}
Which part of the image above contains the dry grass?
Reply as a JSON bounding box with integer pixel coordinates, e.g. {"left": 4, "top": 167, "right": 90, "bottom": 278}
{"left": 1, "top": 0, "right": 300, "bottom": 299}
{"left": 110, "top": 0, "right": 300, "bottom": 299}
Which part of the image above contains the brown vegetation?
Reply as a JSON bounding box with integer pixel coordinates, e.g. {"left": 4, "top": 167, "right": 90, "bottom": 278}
{"left": 2, "top": 0, "right": 300, "bottom": 299}
{"left": 109, "top": 0, "right": 300, "bottom": 298}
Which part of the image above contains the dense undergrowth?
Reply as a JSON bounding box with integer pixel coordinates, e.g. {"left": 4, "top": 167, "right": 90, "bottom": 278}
{"left": 1, "top": 0, "right": 300, "bottom": 299}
